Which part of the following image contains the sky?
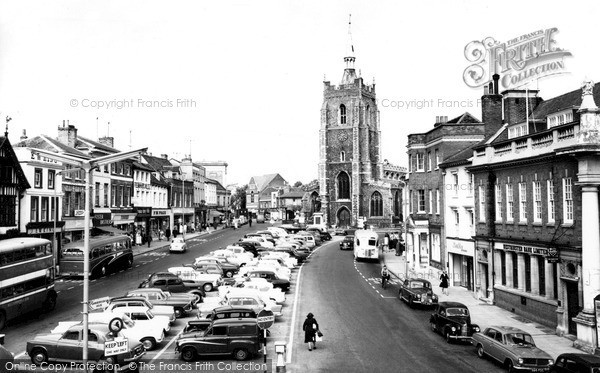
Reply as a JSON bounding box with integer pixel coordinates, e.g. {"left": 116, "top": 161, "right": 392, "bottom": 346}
{"left": 1, "top": 0, "right": 599, "bottom": 186}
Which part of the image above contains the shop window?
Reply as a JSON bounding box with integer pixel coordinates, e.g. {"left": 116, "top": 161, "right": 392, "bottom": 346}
{"left": 500, "top": 251, "right": 506, "bottom": 285}
{"left": 524, "top": 255, "right": 531, "bottom": 292}
{"left": 512, "top": 252, "right": 518, "bottom": 289}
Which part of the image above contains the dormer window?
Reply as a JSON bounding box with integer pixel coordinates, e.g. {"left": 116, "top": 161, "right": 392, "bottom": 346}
{"left": 339, "top": 105, "right": 347, "bottom": 125}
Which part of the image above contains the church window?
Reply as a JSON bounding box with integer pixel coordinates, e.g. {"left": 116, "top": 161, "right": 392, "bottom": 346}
{"left": 370, "top": 191, "right": 383, "bottom": 217}
{"left": 340, "top": 151, "right": 346, "bottom": 162}
{"left": 340, "top": 105, "right": 347, "bottom": 125}
{"left": 338, "top": 172, "right": 350, "bottom": 199}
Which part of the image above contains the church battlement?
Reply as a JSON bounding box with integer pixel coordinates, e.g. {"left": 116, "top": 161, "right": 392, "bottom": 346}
{"left": 323, "top": 78, "right": 376, "bottom": 97}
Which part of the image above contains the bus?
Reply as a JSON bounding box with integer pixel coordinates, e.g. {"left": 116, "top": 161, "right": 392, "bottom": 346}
{"left": 353, "top": 229, "right": 380, "bottom": 261}
{"left": 60, "top": 235, "right": 133, "bottom": 278}
{"left": 0, "top": 237, "right": 57, "bottom": 330}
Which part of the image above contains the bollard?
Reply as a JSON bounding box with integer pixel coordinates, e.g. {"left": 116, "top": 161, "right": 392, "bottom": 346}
{"left": 274, "top": 341, "right": 287, "bottom": 373}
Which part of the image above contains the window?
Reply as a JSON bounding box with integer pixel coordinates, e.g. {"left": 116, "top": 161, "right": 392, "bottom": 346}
{"left": 74, "top": 192, "right": 82, "bottom": 211}
{"left": 500, "top": 251, "right": 506, "bottom": 285}
{"left": 41, "top": 197, "right": 49, "bottom": 222}
{"left": 64, "top": 191, "right": 72, "bottom": 216}
{"left": 119, "top": 163, "right": 124, "bottom": 174}
{"left": 506, "top": 184, "right": 514, "bottom": 221}
{"left": 428, "top": 190, "right": 433, "bottom": 214}
{"left": 435, "top": 149, "right": 440, "bottom": 169}
{"left": 34, "top": 168, "right": 42, "bottom": 188}
{"left": 111, "top": 163, "right": 115, "bottom": 173}
{"left": 104, "top": 183, "right": 109, "bottom": 207}
{"left": 125, "top": 165, "right": 131, "bottom": 176}
{"left": 495, "top": 184, "right": 503, "bottom": 221}
{"left": 409, "top": 190, "right": 413, "bottom": 213}
{"left": 436, "top": 189, "right": 440, "bottom": 215}
{"left": 519, "top": 182, "right": 527, "bottom": 222}
{"left": 468, "top": 174, "right": 473, "bottom": 196}
{"left": 118, "top": 186, "right": 123, "bottom": 206}
{"left": 418, "top": 190, "right": 425, "bottom": 212}
{"left": 340, "top": 151, "right": 346, "bottom": 162}
{"left": 337, "top": 172, "right": 350, "bottom": 199}
{"left": 416, "top": 154, "right": 425, "bottom": 172}
{"left": 104, "top": 165, "right": 109, "bottom": 173}
{"left": 565, "top": 112, "right": 573, "bottom": 123}
{"left": 393, "top": 190, "right": 401, "bottom": 217}
{"left": 0, "top": 196, "right": 16, "bottom": 226}
{"left": 548, "top": 116, "right": 557, "bottom": 128}
{"left": 547, "top": 180, "right": 555, "bottom": 223}
{"left": 533, "top": 181, "right": 542, "bottom": 222}
{"left": 557, "top": 114, "right": 565, "bottom": 125}
{"left": 427, "top": 151, "right": 432, "bottom": 171}
{"left": 370, "top": 191, "right": 383, "bottom": 217}
{"left": 339, "top": 104, "right": 347, "bottom": 125}
{"left": 431, "top": 233, "right": 441, "bottom": 262}
{"left": 30, "top": 196, "right": 39, "bottom": 222}
{"left": 453, "top": 173, "right": 459, "bottom": 195}
{"left": 408, "top": 155, "right": 413, "bottom": 172}
{"left": 512, "top": 252, "right": 518, "bottom": 289}
{"left": 250, "top": 191, "right": 254, "bottom": 203}
{"left": 478, "top": 186, "right": 486, "bottom": 222}
{"left": 48, "top": 170, "right": 55, "bottom": 189}
{"left": 95, "top": 182, "right": 100, "bottom": 207}
{"left": 50, "top": 197, "right": 56, "bottom": 222}
{"left": 467, "top": 209, "right": 474, "bottom": 226}
{"left": 563, "top": 178, "right": 573, "bottom": 224}
{"left": 453, "top": 208, "right": 460, "bottom": 226}
{"left": 125, "top": 186, "right": 131, "bottom": 206}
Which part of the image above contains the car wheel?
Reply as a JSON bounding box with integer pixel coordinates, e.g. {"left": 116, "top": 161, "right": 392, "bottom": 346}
{"left": 30, "top": 348, "right": 48, "bottom": 365}
{"left": 430, "top": 322, "right": 436, "bottom": 333}
{"left": 476, "top": 344, "right": 485, "bottom": 358}
{"left": 181, "top": 346, "right": 196, "bottom": 362}
{"left": 225, "top": 270, "right": 233, "bottom": 278}
{"left": 233, "top": 348, "right": 249, "bottom": 361}
{"left": 174, "top": 307, "right": 185, "bottom": 318}
{"left": 141, "top": 337, "right": 157, "bottom": 351}
{"left": 203, "top": 283, "right": 213, "bottom": 292}
{"left": 506, "top": 359, "right": 515, "bottom": 373}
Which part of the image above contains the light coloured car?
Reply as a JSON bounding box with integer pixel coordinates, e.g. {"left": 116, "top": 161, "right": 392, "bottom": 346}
{"left": 245, "top": 236, "right": 274, "bottom": 248}
{"left": 220, "top": 288, "right": 283, "bottom": 317}
{"left": 239, "top": 262, "right": 291, "bottom": 281}
{"left": 169, "top": 237, "right": 188, "bottom": 253}
{"left": 105, "top": 306, "right": 171, "bottom": 335}
{"left": 168, "top": 266, "right": 221, "bottom": 292}
{"left": 99, "top": 296, "right": 176, "bottom": 324}
{"left": 225, "top": 245, "right": 255, "bottom": 261}
{"left": 126, "top": 288, "right": 195, "bottom": 318}
{"left": 291, "top": 234, "right": 315, "bottom": 249}
{"left": 472, "top": 326, "right": 554, "bottom": 372}
{"left": 267, "top": 227, "right": 289, "bottom": 238}
{"left": 210, "top": 249, "right": 252, "bottom": 267}
{"left": 259, "top": 252, "right": 297, "bottom": 268}
{"left": 243, "top": 277, "right": 286, "bottom": 304}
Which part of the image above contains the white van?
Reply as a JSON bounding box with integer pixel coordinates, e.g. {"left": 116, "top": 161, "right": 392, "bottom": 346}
{"left": 353, "top": 229, "right": 380, "bottom": 261}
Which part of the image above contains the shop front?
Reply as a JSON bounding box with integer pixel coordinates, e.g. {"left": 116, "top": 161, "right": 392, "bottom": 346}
{"left": 134, "top": 206, "right": 152, "bottom": 240}
{"left": 171, "top": 207, "right": 194, "bottom": 235}
{"left": 151, "top": 208, "right": 170, "bottom": 238}
{"left": 112, "top": 210, "right": 136, "bottom": 234}
{"left": 446, "top": 238, "right": 475, "bottom": 291}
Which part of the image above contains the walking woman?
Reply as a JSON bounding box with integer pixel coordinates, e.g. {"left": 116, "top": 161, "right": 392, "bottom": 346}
{"left": 302, "top": 313, "right": 319, "bottom": 351}
{"left": 440, "top": 271, "right": 450, "bottom": 295}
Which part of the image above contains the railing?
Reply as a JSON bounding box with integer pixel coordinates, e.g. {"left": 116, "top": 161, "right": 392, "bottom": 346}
{"left": 532, "top": 133, "right": 553, "bottom": 148}
{"left": 494, "top": 143, "right": 512, "bottom": 155}
{"left": 558, "top": 127, "right": 575, "bottom": 141}
{"left": 515, "top": 140, "right": 528, "bottom": 151}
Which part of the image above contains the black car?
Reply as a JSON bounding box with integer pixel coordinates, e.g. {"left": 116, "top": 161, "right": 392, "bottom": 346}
{"left": 139, "top": 272, "right": 205, "bottom": 300}
{"left": 429, "top": 301, "right": 480, "bottom": 343}
{"left": 340, "top": 235, "right": 354, "bottom": 250}
{"left": 551, "top": 353, "right": 600, "bottom": 372}
{"left": 307, "top": 228, "right": 331, "bottom": 241}
{"left": 202, "top": 305, "right": 258, "bottom": 321}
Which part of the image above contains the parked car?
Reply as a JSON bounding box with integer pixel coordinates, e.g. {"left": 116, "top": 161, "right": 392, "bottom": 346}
{"left": 245, "top": 269, "right": 290, "bottom": 291}
{"left": 551, "top": 353, "right": 600, "bottom": 372}
{"left": 26, "top": 324, "right": 145, "bottom": 367}
{"left": 104, "top": 306, "right": 171, "bottom": 334}
{"left": 0, "top": 335, "right": 14, "bottom": 368}
{"left": 333, "top": 227, "right": 347, "bottom": 236}
{"left": 168, "top": 266, "right": 221, "bottom": 292}
{"left": 126, "top": 288, "right": 195, "bottom": 318}
{"left": 202, "top": 305, "right": 258, "bottom": 321}
{"left": 472, "top": 326, "right": 554, "bottom": 372}
{"left": 98, "top": 296, "right": 176, "bottom": 324}
{"left": 398, "top": 278, "right": 438, "bottom": 307}
{"left": 169, "top": 237, "right": 187, "bottom": 253}
{"left": 175, "top": 318, "right": 262, "bottom": 361}
{"left": 180, "top": 319, "right": 212, "bottom": 338}
{"left": 194, "top": 257, "right": 238, "bottom": 278}
{"left": 340, "top": 235, "right": 354, "bottom": 250}
{"left": 429, "top": 301, "right": 480, "bottom": 343}
{"left": 231, "top": 241, "right": 259, "bottom": 257}
{"left": 307, "top": 227, "right": 331, "bottom": 241}
{"left": 87, "top": 312, "right": 165, "bottom": 350}
{"left": 138, "top": 272, "right": 205, "bottom": 301}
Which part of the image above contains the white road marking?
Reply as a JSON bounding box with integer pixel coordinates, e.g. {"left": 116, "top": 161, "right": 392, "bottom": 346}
{"left": 381, "top": 296, "right": 395, "bottom": 299}
{"left": 152, "top": 329, "right": 183, "bottom": 362}
{"left": 14, "top": 352, "right": 25, "bottom": 359}
{"left": 67, "top": 286, "right": 74, "bottom": 290}
{"left": 135, "top": 265, "right": 140, "bottom": 268}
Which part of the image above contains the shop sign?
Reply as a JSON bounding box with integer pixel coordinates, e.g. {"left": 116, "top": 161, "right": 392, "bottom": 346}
{"left": 447, "top": 239, "right": 474, "bottom": 256}
{"left": 503, "top": 243, "right": 548, "bottom": 255}
{"left": 26, "top": 226, "right": 62, "bottom": 234}
{"left": 546, "top": 247, "right": 560, "bottom": 263}
{"left": 152, "top": 209, "right": 169, "bottom": 216}
{"left": 93, "top": 213, "right": 113, "bottom": 226}
{"left": 134, "top": 207, "right": 152, "bottom": 216}
{"left": 134, "top": 182, "right": 151, "bottom": 190}
{"left": 74, "top": 210, "right": 86, "bottom": 217}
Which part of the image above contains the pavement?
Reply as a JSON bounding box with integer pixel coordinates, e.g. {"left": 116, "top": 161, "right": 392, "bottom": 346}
{"left": 382, "top": 248, "right": 582, "bottom": 359}
{"left": 130, "top": 225, "right": 229, "bottom": 256}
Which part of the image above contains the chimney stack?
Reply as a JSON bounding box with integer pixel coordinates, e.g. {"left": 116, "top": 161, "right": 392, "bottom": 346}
{"left": 57, "top": 120, "right": 78, "bottom": 148}
{"left": 481, "top": 78, "right": 504, "bottom": 138}
{"left": 161, "top": 154, "right": 169, "bottom": 159}
{"left": 98, "top": 136, "right": 114, "bottom": 148}
{"left": 20, "top": 129, "right": 28, "bottom": 141}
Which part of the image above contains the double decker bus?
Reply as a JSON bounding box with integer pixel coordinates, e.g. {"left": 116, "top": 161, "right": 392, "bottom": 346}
{"left": 353, "top": 229, "right": 380, "bottom": 261}
{"left": 0, "top": 237, "right": 57, "bottom": 329}
{"left": 60, "top": 235, "right": 133, "bottom": 278}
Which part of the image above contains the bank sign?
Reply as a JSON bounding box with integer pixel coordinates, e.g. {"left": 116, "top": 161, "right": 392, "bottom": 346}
{"left": 463, "top": 28, "right": 572, "bottom": 90}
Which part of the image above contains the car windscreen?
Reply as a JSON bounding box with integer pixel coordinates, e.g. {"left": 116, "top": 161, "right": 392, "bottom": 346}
{"left": 446, "top": 308, "right": 469, "bottom": 316}
{"left": 506, "top": 333, "right": 535, "bottom": 346}
{"left": 410, "top": 282, "right": 427, "bottom": 288}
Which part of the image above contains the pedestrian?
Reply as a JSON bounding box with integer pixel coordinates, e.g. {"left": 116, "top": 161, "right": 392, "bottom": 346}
{"left": 146, "top": 233, "right": 152, "bottom": 248}
{"left": 302, "top": 312, "right": 319, "bottom": 351}
{"left": 249, "top": 216, "right": 252, "bottom": 227}
{"left": 165, "top": 228, "right": 171, "bottom": 240}
{"left": 440, "top": 271, "right": 450, "bottom": 295}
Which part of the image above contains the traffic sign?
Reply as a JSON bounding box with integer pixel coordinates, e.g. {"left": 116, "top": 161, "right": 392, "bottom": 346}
{"left": 104, "top": 337, "right": 128, "bottom": 356}
{"left": 257, "top": 309, "right": 274, "bottom": 330}
{"left": 108, "top": 317, "right": 124, "bottom": 334}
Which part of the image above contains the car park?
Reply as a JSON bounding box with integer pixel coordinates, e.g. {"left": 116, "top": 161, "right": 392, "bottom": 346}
{"left": 472, "top": 326, "right": 554, "bottom": 372}
{"left": 550, "top": 353, "right": 600, "bottom": 372}
{"left": 340, "top": 235, "right": 354, "bottom": 250}
{"left": 138, "top": 272, "right": 205, "bottom": 301}
{"left": 26, "top": 323, "right": 145, "bottom": 367}
{"left": 126, "top": 288, "right": 196, "bottom": 318}
{"left": 246, "top": 269, "right": 291, "bottom": 291}
{"left": 429, "top": 301, "right": 480, "bottom": 343}
{"left": 169, "top": 237, "right": 187, "bottom": 253}
{"left": 175, "top": 318, "right": 262, "bottom": 361}
{"left": 168, "top": 266, "right": 221, "bottom": 292}
{"left": 398, "top": 278, "right": 438, "bottom": 308}
{"left": 97, "top": 296, "right": 176, "bottom": 324}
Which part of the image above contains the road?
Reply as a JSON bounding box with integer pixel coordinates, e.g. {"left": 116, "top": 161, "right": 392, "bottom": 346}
{"left": 290, "top": 238, "right": 504, "bottom": 373}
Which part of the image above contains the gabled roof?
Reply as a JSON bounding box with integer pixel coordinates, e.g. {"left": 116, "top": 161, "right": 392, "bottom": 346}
{"left": 280, "top": 188, "right": 305, "bottom": 198}
{"left": 249, "top": 173, "right": 286, "bottom": 192}
{"left": 0, "top": 136, "right": 30, "bottom": 189}
{"left": 150, "top": 174, "right": 168, "bottom": 187}
{"left": 132, "top": 161, "right": 154, "bottom": 172}
{"left": 15, "top": 135, "right": 89, "bottom": 158}
{"left": 438, "top": 145, "right": 474, "bottom": 168}
{"left": 142, "top": 154, "right": 175, "bottom": 172}
{"left": 445, "top": 112, "right": 481, "bottom": 124}
{"left": 76, "top": 135, "right": 119, "bottom": 154}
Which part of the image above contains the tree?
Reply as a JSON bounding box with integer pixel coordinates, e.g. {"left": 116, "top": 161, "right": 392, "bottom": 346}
{"left": 230, "top": 184, "right": 248, "bottom": 215}
{"left": 293, "top": 181, "right": 303, "bottom": 187}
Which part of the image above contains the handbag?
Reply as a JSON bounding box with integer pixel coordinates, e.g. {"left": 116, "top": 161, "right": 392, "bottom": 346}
{"left": 317, "top": 330, "right": 323, "bottom": 337}
{"left": 316, "top": 333, "right": 323, "bottom": 342}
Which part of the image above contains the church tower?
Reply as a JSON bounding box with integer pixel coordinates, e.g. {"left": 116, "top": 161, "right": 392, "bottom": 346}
{"left": 318, "top": 16, "right": 382, "bottom": 228}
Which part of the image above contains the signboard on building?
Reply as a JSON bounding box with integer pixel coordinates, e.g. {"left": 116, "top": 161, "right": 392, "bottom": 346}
{"left": 93, "top": 213, "right": 113, "bottom": 226}
{"left": 152, "top": 209, "right": 169, "bottom": 216}
{"left": 446, "top": 238, "right": 475, "bottom": 256}
{"left": 74, "top": 210, "right": 86, "bottom": 217}
{"left": 26, "top": 222, "right": 65, "bottom": 235}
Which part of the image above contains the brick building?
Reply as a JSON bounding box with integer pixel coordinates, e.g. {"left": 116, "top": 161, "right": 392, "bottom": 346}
{"left": 318, "top": 21, "right": 401, "bottom": 228}
{"left": 469, "top": 77, "right": 600, "bottom": 352}
{"left": 406, "top": 113, "right": 485, "bottom": 272}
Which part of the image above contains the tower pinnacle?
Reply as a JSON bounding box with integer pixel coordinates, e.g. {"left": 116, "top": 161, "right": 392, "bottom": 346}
{"left": 341, "top": 14, "right": 357, "bottom": 84}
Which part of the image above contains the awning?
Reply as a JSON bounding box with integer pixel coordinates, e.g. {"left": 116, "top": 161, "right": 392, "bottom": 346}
{"left": 208, "top": 211, "right": 224, "bottom": 218}
{"left": 96, "top": 226, "right": 127, "bottom": 235}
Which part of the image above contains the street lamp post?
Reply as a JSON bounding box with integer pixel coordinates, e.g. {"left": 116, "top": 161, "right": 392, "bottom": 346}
{"left": 30, "top": 147, "right": 147, "bottom": 372}
{"left": 182, "top": 177, "right": 185, "bottom": 239}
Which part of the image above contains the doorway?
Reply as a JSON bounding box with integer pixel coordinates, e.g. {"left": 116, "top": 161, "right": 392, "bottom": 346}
{"left": 565, "top": 281, "right": 579, "bottom": 335}
{"left": 337, "top": 208, "right": 350, "bottom": 228}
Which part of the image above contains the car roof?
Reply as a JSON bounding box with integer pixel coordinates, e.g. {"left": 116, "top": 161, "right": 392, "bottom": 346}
{"left": 212, "top": 305, "right": 256, "bottom": 313}
{"left": 407, "top": 278, "right": 430, "bottom": 283}
{"left": 111, "top": 296, "right": 148, "bottom": 302}
{"left": 488, "top": 326, "right": 527, "bottom": 334}
{"left": 112, "top": 306, "right": 148, "bottom": 312}
{"left": 438, "top": 301, "right": 468, "bottom": 308}
{"left": 211, "top": 318, "right": 259, "bottom": 326}
{"left": 557, "top": 353, "right": 600, "bottom": 364}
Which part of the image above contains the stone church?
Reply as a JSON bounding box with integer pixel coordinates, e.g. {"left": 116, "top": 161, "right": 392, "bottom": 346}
{"left": 317, "top": 20, "right": 405, "bottom": 228}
